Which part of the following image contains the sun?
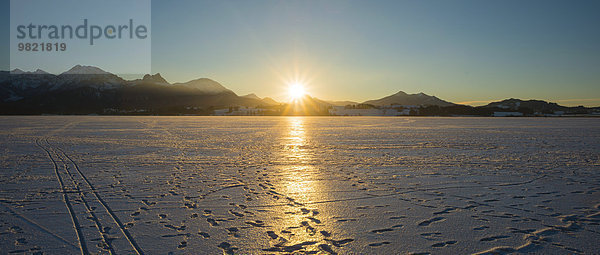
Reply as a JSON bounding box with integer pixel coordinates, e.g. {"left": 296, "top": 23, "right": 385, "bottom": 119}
{"left": 288, "top": 82, "right": 306, "bottom": 100}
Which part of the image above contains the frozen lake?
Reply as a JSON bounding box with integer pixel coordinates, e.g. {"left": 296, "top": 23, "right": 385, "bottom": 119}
{"left": 1, "top": 116, "right": 599, "bottom": 254}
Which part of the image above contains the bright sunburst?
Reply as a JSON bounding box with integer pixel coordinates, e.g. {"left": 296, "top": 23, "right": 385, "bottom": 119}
{"left": 288, "top": 82, "right": 306, "bottom": 100}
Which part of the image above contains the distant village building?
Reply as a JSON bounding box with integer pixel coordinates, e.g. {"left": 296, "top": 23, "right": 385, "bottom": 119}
{"left": 213, "top": 106, "right": 265, "bottom": 116}
{"left": 493, "top": 112, "right": 524, "bottom": 117}
{"left": 328, "top": 105, "right": 412, "bottom": 116}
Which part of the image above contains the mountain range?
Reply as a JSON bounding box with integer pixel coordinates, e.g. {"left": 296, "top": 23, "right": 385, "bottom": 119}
{"left": 1, "top": 66, "right": 597, "bottom": 115}
{"left": 0, "top": 66, "right": 278, "bottom": 114}
{"left": 363, "top": 91, "right": 454, "bottom": 107}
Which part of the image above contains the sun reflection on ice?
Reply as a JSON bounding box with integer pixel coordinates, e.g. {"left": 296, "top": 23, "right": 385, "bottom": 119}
{"left": 260, "top": 117, "right": 347, "bottom": 253}
{"left": 285, "top": 117, "right": 306, "bottom": 153}
{"left": 261, "top": 117, "right": 328, "bottom": 252}
{"left": 283, "top": 117, "right": 317, "bottom": 201}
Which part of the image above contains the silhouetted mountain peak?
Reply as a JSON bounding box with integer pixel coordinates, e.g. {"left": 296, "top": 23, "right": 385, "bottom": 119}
{"left": 364, "top": 91, "right": 454, "bottom": 106}
{"left": 33, "top": 69, "right": 49, "bottom": 74}
{"left": 61, "top": 65, "right": 109, "bottom": 75}
{"left": 11, "top": 68, "right": 24, "bottom": 74}
{"left": 173, "top": 78, "right": 233, "bottom": 94}
{"left": 484, "top": 98, "right": 566, "bottom": 112}
{"left": 261, "top": 97, "right": 279, "bottom": 105}
{"left": 241, "top": 93, "right": 261, "bottom": 100}
{"left": 325, "top": 100, "right": 359, "bottom": 106}
{"left": 10, "top": 68, "right": 50, "bottom": 75}
{"left": 142, "top": 73, "right": 169, "bottom": 84}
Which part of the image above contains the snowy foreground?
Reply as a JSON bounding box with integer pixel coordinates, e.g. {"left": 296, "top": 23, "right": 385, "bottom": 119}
{"left": 0, "top": 116, "right": 599, "bottom": 254}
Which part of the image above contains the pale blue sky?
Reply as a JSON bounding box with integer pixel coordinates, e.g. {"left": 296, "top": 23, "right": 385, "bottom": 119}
{"left": 1, "top": 0, "right": 599, "bottom": 106}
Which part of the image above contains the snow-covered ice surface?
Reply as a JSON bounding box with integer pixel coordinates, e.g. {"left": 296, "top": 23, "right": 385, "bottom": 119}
{"left": 0, "top": 116, "right": 599, "bottom": 254}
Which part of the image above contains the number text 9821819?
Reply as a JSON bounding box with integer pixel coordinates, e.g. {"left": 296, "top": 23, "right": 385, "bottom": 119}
{"left": 18, "top": 43, "right": 66, "bottom": 52}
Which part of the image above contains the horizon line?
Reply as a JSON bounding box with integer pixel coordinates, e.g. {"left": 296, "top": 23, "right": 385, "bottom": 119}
{"left": 3, "top": 67, "right": 600, "bottom": 108}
